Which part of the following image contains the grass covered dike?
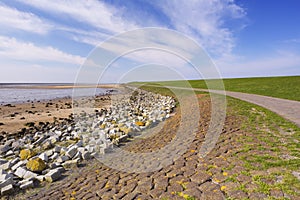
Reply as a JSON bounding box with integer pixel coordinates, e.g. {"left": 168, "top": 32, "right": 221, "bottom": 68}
{"left": 138, "top": 84, "right": 300, "bottom": 199}
{"left": 135, "top": 76, "right": 300, "bottom": 101}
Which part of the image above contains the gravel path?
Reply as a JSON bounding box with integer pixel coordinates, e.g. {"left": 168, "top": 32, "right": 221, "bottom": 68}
{"left": 164, "top": 86, "right": 300, "bottom": 127}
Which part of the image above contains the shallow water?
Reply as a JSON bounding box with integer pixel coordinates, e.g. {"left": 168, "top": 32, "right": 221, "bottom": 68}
{"left": 0, "top": 84, "right": 109, "bottom": 104}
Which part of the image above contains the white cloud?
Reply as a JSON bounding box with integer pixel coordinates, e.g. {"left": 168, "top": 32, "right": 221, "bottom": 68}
{"left": 0, "top": 36, "right": 84, "bottom": 65}
{"left": 18, "top": 0, "right": 138, "bottom": 33}
{"left": 216, "top": 50, "right": 300, "bottom": 77}
{"left": 0, "top": 63, "right": 78, "bottom": 83}
{"left": 0, "top": 4, "right": 52, "bottom": 34}
{"left": 153, "top": 0, "right": 246, "bottom": 58}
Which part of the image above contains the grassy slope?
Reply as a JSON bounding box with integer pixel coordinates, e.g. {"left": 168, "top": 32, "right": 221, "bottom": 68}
{"left": 137, "top": 76, "right": 300, "bottom": 101}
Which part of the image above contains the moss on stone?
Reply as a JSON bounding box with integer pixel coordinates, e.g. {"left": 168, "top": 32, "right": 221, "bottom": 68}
{"left": 20, "top": 149, "right": 36, "bottom": 160}
{"left": 26, "top": 157, "right": 46, "bottom": 172}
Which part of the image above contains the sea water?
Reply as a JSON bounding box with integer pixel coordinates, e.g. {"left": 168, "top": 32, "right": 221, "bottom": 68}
{"left": 0, "top": 84, "right": 110, "bottom": 104}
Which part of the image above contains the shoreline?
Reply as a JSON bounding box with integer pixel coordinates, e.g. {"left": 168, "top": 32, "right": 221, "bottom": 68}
{"left": 0, "top": 94, "right": 113, "bottom": 135}
{"left": 0, "top": 84, "right": 120, "bottom": 89}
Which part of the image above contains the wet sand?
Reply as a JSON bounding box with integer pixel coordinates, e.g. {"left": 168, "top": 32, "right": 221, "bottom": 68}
{"left": 0, "top": 95, "right": 112, "bottom": 135}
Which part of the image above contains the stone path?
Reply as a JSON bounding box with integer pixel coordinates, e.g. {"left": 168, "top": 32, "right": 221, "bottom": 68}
{"left": 157, "top": 86, "right": 300, "bottom": 127}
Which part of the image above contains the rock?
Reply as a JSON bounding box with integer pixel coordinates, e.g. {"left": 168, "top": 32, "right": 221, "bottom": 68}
{"left": 23, "top": 171, "right": 38, "bottom": 179}
{"left": 10, "top": 158, "right": 20, "bottom": 166}
{"left": 1, "top": 184, "right": 13, "bottom": 195}
{"left": 45, "top": 149, "right": 54, "bottom": 157}
{"left": 0, "top": 161, "right": 12, "bottom": 170}
{"left": 5, "top": 150, "right": 14, "bottom": 157}
{"left": 0, "top": 145, "right": 11, "bottom": 155}
{"left": 74, "top": 150, "right": 82, "bottom": 159}
{"left": 42, "top": 140, "right": 53, "bottom": 150}
{"left": 56, "top": 156, "right": 69, "bottom": 163}
{"left": 135, "top": 121, "right": 145, "bottom": 126}
{"left": 66, "top": 146, "right": 77, "bottom": 158}
{"left": 0, "top": 174, "right": 9, "bottom": 182}
{"left": 0, "top": 177, "right": 14, "bottom": 188}
{"left": 36, "top": 175, "right": 44, "bottom": 182}
{"left": 32, "top": 135, "right": 46, "bottom": 146}
{"left": 14, "top": 167, "right": 27, "bottom": 178}
{"left": 45, "top": 169, "right": 61, "bottom": 182}
{"left": 77, "top": 147, "right": 85, "bottom": 153}
{"left": 19, "top": 149, "right": 36, "bottom": 160}
{"left": 38, "top": 153, "right": 48, "bottom": 162}
{"left": 20, "top": 180, "right": 34, "bottom": 190}
{"left": 26, "top": 158, "right": 46, "bottom": 172}
{"left": 50, "top": 152, "right": 59, "bottom": 160}
{"left": 62, "top": 159, "right": 79, "bottom": 169}
{"left": 82, "top": 151, "right": 91, "bottom": 160}
{"left": 49, "top": 163, "right": 61, "bottom": 169}
{"left": 11, "top": 161, "right": 26, "bottom": 171}
{"left": 0, "top": 169, "right": 7, "bottom": 175}
{"left": 49, "top": 136, "right": 59, "bottom": 144}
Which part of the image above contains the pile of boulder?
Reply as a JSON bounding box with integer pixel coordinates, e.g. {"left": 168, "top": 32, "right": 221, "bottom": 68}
{"left": 0, "top": 88, "right": 175, "bottom": 195}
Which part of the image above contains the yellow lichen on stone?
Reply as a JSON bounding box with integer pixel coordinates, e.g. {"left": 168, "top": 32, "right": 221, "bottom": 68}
{"left": 100, "top": 123, "right": 106, "bottom": 129}
{"left": 20, "top": 149, "right": 36, "bottom": 160}
{"left": 120, "top": 127, "right": 131, "bottom": 134}
{"left": 135, "top": 121, "right": 145, "bottom": 126}
{"left": 26, "top": 158, "right": 46, "bottom": 172}
{"left": 221, "top": 185, "right": 227, "bottom": 191}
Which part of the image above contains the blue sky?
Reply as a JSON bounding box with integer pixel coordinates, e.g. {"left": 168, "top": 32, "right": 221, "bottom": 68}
{"left": 0, "top": 0, "right": 299, "bottom": 82}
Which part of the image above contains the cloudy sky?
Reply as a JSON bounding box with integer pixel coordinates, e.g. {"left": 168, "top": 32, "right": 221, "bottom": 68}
{"left": 0, "top": 0, "right": 299, "bottom": 83}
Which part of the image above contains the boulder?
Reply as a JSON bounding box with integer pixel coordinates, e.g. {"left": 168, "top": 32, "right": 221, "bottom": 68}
{"left": 1, "top": 184, "right": 13, "bottom": 195}
{"left": 20, "top": 180, "right": 34, "bottom": 190}
{"left": 66, "top": 146, "right": 77, "bottom": 158}
{"left": 26, "top": 158, "right": 46, "bottom": 172}
{"left": 45, "top": 169, "right": 61, "bottom": 182}
{"left": 38, "top": 153, "right": 48, "bottom": 162}
{"left": 19, "top": 149, "right": 36, "bottom": 160}
{"left": 14, "top": 167, "right": 27, "bottom": 178}
{"left": 0, "top": 177, "right": 14, "bottom": 189}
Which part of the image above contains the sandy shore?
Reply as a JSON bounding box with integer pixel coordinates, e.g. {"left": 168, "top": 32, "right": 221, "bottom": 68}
{"left": 4, "top": 84, "right": 121, "bottom": 89}
{"left": 0, "top": 95, "right": 112, "bottom": 135}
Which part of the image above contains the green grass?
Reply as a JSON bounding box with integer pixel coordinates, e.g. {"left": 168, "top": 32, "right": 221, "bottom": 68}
{"left": 131, "top": 76, "right": 300, "bottom": 101}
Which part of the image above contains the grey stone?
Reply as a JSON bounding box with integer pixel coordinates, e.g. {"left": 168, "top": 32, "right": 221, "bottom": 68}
{"left": 0, "top": 169, "right": 7, "bottom": 175}
{"left": 77, "top": 147, "right": 85, "bottom": 153}
{"left": 66, "top": 146, "right": 77, "bottom": 158}
{"left": 0, "top": 174, "right": 9, "bottom": 182}
{"left": 10, "top": 158, "right": 20, "bottom": 166}
{"left": 0, "top": 161, "right": 12, "bottom": 170}
{"left": 62, "top": 159, "right": 79, "bottom": 168}
{"left": 36, "top": 175, "right": 44, "bottom": 182}
{"left": 50, "top": 152, "right": 59, "bottom": 160}
{"left": 20, "top": 180, "right": 34, "bottom": 190}
{"left": 5, "top": 150, "right": 14, "bottom": 157}
{"left": 73, "top": 151, "right": 82, "bottom": 160}
{"left": 11, "top": 161, "right": 25, "bottom": 171}
{"left": 38, "top": 153, "right": 48, "bottom": 162}
{"left": 49, "top": 162, "right": 61, "bottom": 169}
{"left": 0, "top": 177, "right": 14, "bottom": 189}
{"left": 33, "top": 135, "right": 46, "bottom": 146}
{"left": 82, "top": 151, "right": 91, "bottom": 160}
{"left": 45, "top": 169, "right": 61, "bottom": 182}
{"left": 1, "top": 184, "right": 13, "bottom": 195}
{"left": 0, "top": 145, "right": 10, "bottom": 154}
{"left": 56, "top": 155, "right": 69, "bottom": 163}
{"left": 14, "top": 167, "right": 27, "bottom": 178}
{"left": 23, "top": 171, "right": 38, "bottom": 179}
{"left": 45, "top": 149, "right": 54, "bottom": 157}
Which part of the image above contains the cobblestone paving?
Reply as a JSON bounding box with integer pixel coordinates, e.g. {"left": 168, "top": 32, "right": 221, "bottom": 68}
{"left": 10, "top": 95, "right": 299, "bottom": 200}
